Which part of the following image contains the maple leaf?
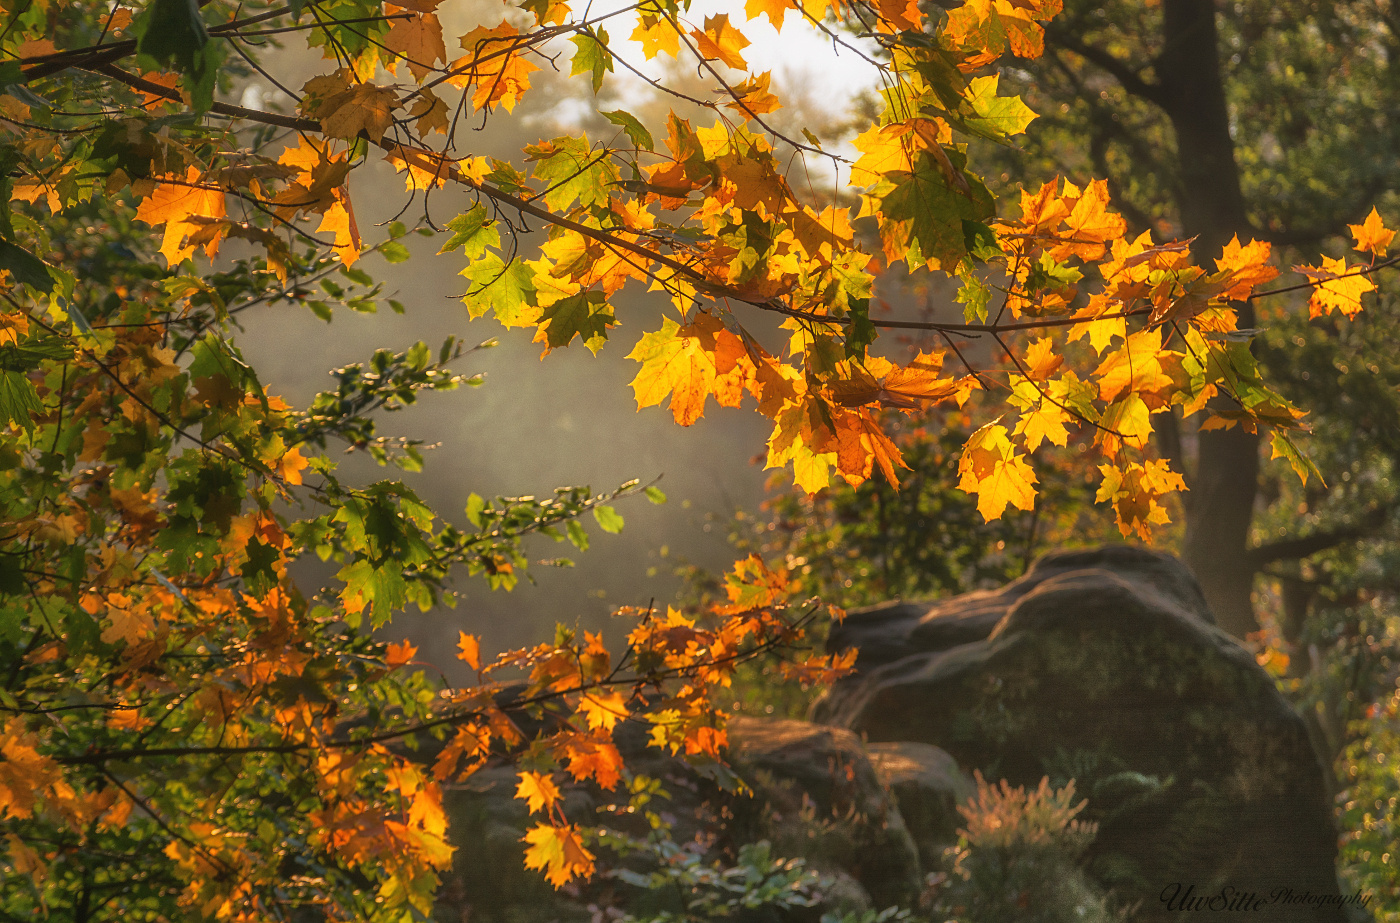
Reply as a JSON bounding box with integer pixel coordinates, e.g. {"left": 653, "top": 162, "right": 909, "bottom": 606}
{"left": 1270, "top": 430, "right": 1324, "bottom": 486}
{"left": 963, "top": 75, "right": 1037, "bottom": 139}
{"left": 515, "top": 771, "right": 561, "bottom": 814}
{"left": 726, "top": 71, "right": 781, "bottom": 116}
{"left": 1097, "top": 393, "right": 1153, "bottom": 456}
{"left": 1096, "top": 459, "right": 1186, "bottom": 540}
{"left": 522, "top": 823, "right": 595, "bottom": 887}
{"left": 457, "top": 632, "right": 482, "bottom": 670}
{"left": 100, "top": 594, "right": 157, "bottom": 647}
{"left": 874, "top": 0, "right": 923, "bottom": 31}
{"left": 1009, "top": 377, "right": 1072, "bottom": 451}
{"left": 385, "top": 640, "right": 417, "bottom": 667}
{"left": 746, "top": 0, "right": 796, "bottom": 30}
{"left": 1349, "top": 207, "right": 1394, "bottom": 257}
{"left": 957, "top": 422, "right": 1038, "bottom": 520}
{"left": 560, "top": 734, "right": 624, "bottom": 789}
{"left": 628, "top": 313, "right": 749, "bottom": 425}
{"left": 1058, "top": 179, "right": 1126, "bottom": 261}
{"left": 383, "top": 13, "right": 446, "bottom": 81}
{"left": 866, "top": 150, "right": 991, "bottom": 270}
{"left": 451, "top": 22, "right": 541, "bottom": 111}
{"left": 302, "top": 70, "right": 400, "bottom": 142}
{"left": 317, "top": 191, "right": 362, "bottom": 267}
{"left": 578, "top": 690, "right": 629, "bottom": 731}
{"left": 1297, "top": 256, "right": 1375, "bottom": 319}
{"left": 691, "top": 15, "right": 750, "bottom": 71}
{"left": 630, "top": 13, "right": 682, "bottom": 58}
{"left": 1214, "top": 235, "right": 1279, "bottom": 301}
{"left": 534, "top": 291, "right": 616, "bottom": 355}
{"left": 134, "top": 166, "right": 227, "bottom": 266}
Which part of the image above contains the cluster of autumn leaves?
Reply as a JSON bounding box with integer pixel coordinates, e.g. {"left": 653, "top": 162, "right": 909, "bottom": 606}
{"left": 0, "top": 0, "right": 1395, "bottom": 916}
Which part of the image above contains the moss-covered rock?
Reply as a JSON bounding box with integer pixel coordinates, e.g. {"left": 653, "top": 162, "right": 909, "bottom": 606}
{"left": 812, "top": 546, "right": 1349, "bottom": 923}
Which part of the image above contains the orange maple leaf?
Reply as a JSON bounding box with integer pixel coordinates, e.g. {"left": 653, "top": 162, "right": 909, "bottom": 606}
{"left": 1213, "top": 235, "right": 1278, "bottom": 301}
{"left": 450, "top": 22, "right": 541, "bottom": 111}
{"left": 383, "top": 13, "right": 447, "bottom": 81}
{"left": 691, "top": 14, "right": 750, "bottom": 70}
{"left": 134, "top": 167, "right": 227, "bottom": 267}
{"left": 385, "top": 640, "right": 418, "bottom": 668}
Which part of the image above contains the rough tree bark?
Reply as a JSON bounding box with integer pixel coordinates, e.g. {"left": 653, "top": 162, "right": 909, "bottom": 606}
{"left": 1157, "top": 0, "right": 1262, "bottom": 638}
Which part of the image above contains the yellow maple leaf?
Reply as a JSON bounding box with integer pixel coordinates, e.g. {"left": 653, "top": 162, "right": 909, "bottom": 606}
{"left": 522, "top": 823, "right": 595, "bottom": 887}
{"left": 1096, "top": 393, "right": 1153, "bottom": 456}
{"left": 746, "top": 0, "right": 797, "bottom": 28}
{"left": 1096, "top": 459, "right": 1185, "bottom": 540}
{"left": 957, "top": 422, "right": 1038, "bottom": 520}
{"left": 1349, "top": 206, "right": 1394, "bottom": 257}
{"left": 1010, "top": 378, "right": 1072, "bottom": 451}
{"left": 134, "top": 167, "right": 227, "bottom": 267}
{"left": 1297, "top": 256, "right": 1375, "bottom": 319}
{"left": 691, "top": 14, "right": 750, "bottom": 71}
{"left": 627, "top": 313, "right": 748, "bottom": 425}
{"left": 515, "top": 771, "right": 561, "bottom": 814}
{"left": 578, "top": 690, "right": 629, "bottom": 732}
{"left": 630, "top": 13, "right": 682, "bottom": 58}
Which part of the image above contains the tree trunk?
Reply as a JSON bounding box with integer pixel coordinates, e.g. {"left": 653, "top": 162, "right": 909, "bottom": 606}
{"left": 1157, "top": 0, "right": 1262, "bottom": 637}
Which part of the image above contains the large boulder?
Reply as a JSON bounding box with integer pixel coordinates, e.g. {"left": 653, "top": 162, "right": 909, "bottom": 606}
{"left": 811, "top": 546, "right": 1349, "bottom": 923}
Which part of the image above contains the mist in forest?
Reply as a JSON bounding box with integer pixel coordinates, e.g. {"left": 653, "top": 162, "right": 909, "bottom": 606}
{"left": 232, "top": 6, "right": 873, "bottom": 680}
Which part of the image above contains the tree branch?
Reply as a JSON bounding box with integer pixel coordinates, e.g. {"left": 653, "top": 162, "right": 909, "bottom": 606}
{"left": 1245, "top": 504, "right": 1395, "bottom": 570}
{"left": 1045, "top": 25, "right": 1168, "bottom": 108}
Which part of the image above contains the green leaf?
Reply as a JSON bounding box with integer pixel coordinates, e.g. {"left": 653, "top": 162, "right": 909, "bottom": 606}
{"left": 440, "top": 204, "right": 499, "bottom": 258}
{"left": 0, "top": 240, "right": 56, "bottom": 293}
{"left": 566, "top": 519, "right": 590, "bottom": 551}
{"left": 955, "top": 273, "right": 991, "bottom": 324}
{"left": 843, "top": 297, "right": 877, "bottom": 355}
{"left": 603, "top": 110, "right": 654, "bottom": 151}
{"left": 461, "top": 255, "right": 539, "bottom": 328}
{"left": 644, "top": 485, "right": 667, "bottom": 504}
{"left": 523, "top": 136, "right": 619, "bottom": 212}
{"left": 570, "top": 29, "right": 614, "bottom": 94}
{"left": 1270, "top": 430, "right": 1325, "bottom": 487}
{"left": 537, "top": 291, "right": 615, "bottom": 353}
{"left": 0, "top": 371, "right": 42, "bottom": 433}
{"left": 134, "top": 0, "right": 218, "bottom": 111}
{"left": 871, "top": 150, "right": 992, "bottom": 271}
{"left": 465, "top": 492, "right": 486, "bottom": 529}
{"left": 961, "top": 74, "right": 1037, "bottom": 142}
{"left": 593, "top": 505, "right": 624, "bottom": 534}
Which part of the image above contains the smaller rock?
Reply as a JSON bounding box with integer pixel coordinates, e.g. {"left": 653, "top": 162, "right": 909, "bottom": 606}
{"left": 865, "top": 742, "right": 975, "bottom": 870}
{"left": 726, "top": 716, "right": 924, "bottom": 907}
